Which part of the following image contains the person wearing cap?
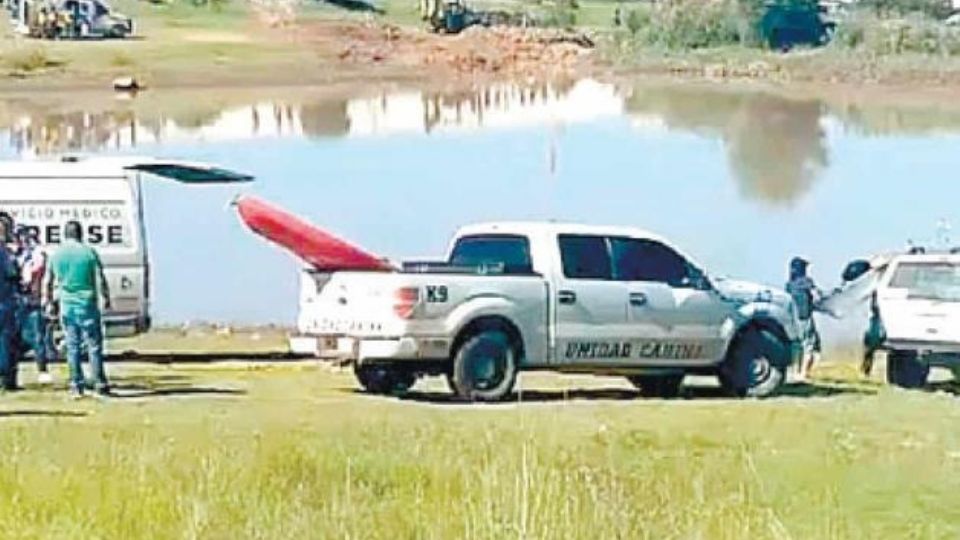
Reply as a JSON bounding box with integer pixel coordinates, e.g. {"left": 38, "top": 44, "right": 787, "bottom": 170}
{"left": 786, "top": 256, "right": 823, "bottom": 380}
{"left": 13, "top": 225, "right": 54, "bottom": 384}
{"left": 0, "top": 212, "right": 19, "bottom": 391}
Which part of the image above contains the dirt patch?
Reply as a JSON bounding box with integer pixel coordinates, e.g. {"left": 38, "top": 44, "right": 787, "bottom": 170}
{"left": 182, "top": 31, "right": 254, "bottom": 44}
{"left": 288, "top": 21, "right": 595, "bottom": 80}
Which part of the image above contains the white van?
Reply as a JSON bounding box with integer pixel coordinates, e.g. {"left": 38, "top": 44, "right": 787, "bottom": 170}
{"left": 0, "top": 156, "right": 251, "bottom": 337}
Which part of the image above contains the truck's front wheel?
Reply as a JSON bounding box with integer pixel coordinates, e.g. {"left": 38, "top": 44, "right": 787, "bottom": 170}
{"left": 354, "top": 364, "right": 416, "bottom": 395}
{"left": 719, "top": 328, "right": 787, "bottom": 398}
{"left": 451, "top": 329, "right": 518, "bottom": 402}
{"left": 886, "top": 350, "right": 929, "bottom": 389}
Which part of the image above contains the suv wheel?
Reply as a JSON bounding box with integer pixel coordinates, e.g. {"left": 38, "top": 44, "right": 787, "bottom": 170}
{"left": 886, "top": 350, "right": 929, "bottom": 389}
{"left": 450, "top": 329, "right": 518, "bottom": 402}
{"left": 354, "top": 364, "right": 416, "bottom": 395}
{"left": 627, "top": 374, "right": 684, "bottom": 398}
{"left": 719, "top": 328, "right": 788, "bottom": 398}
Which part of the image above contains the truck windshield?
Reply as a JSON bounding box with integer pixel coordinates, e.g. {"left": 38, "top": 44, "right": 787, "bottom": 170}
{"left": 449, "top": 235, "right": 533, "bottom": 274}
{"left": 889, "top": 262, "right": 960, "bottom": 302}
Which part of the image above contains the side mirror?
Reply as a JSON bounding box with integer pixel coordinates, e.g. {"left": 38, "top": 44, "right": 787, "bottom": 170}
{"left": 842, "top": 259, "right": 871, "bottom": 283}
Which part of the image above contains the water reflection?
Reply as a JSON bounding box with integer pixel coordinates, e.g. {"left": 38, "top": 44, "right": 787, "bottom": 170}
{"left": 0, "top": 79, "right": 623, "bottom": 157}
{"left": 623, "top": 87, "right": 828, "bottom": 205}
{"left": 3, "top": 80, "right": 960, "bottom": 209}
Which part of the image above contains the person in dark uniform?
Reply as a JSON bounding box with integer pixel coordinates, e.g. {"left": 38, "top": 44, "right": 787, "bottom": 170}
{"left": 786, "top": 256, "right": 823, "bottom": 380}
{"left": 0, "top": 213, "right": 19, "bottom": 391}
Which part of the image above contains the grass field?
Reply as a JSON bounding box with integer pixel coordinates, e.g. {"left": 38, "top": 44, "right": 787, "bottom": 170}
{"left": 0, "top": 358, "right": 957, "bottom": 539}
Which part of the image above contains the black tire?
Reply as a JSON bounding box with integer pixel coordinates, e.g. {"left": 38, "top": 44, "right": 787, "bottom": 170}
{"left": 719, "top": 328, "right": 788, "bottom": 398}
{"left": 886, "top": 350, "right": 929, "bottom": 389}
{"left": 450, "top": 329, "right": 518, "bottom": 402}
{"left": 354, "top": 364, "right": 416, "bottom": 395}
{"left": 627, "top": 374, "right": 684, "bottom": 398}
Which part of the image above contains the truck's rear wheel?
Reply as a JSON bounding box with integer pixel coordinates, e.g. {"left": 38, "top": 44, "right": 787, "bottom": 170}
{"left": 451, "top": 329, "right": 517, "bottom": 402}
{"left": 627, "top": 374, "right": 684, "bottom": 398}
{"left": 719, "top": 328, "right": 787, "bottom": 398}
{"left": 886, "top": 350, "right": 929, "bottom": 389}
{"left": 354, "top": 364, "right": 416, "bottom": 395}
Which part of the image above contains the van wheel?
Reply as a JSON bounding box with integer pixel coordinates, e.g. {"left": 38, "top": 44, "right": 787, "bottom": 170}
{"left": 886, "top": 350, "right": 929, "bottom": 389}
{"left": 627, "top": 374, "right": 684, "bottom": 398}
{"left": 354, "top": 364, "right": 416, "bottom": 395}
{"left": 451, "top": 329, "right": 517, "bottom": 402}
{"left": 950, "top": 365, "right": 960, "bottom": 383}
{"left": 719, "top": 328, "right": 787, "bottom": 398}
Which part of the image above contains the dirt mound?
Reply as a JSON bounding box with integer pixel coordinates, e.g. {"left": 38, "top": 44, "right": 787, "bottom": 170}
{"left": 313, "top": 22, "right": 594, "bottom": 79}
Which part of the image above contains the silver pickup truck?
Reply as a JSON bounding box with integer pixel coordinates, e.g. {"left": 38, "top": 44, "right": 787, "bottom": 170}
{"left": 293, "top": 222, "right": 802, "bottom": 401}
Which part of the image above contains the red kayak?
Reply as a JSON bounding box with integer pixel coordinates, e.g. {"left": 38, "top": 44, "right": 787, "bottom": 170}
{"left": 235, "top": 195, "right": 394, "bottom": 272}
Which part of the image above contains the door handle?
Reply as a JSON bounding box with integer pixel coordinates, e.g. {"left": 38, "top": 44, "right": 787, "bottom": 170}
{"left": 629, "top": 292, "right": 648, "bottom": 307}
{"left": 558, "top": 290, "right": 577, "bottom": 305}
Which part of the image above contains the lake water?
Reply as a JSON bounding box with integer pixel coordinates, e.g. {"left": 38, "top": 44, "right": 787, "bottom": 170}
{"left": 2, "top": 79, "right": 960, "bottom": 339}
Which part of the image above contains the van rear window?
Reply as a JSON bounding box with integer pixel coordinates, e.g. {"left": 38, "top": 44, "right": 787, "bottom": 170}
{"left": 449, "top": 235, "right": 533, "bottom": 274}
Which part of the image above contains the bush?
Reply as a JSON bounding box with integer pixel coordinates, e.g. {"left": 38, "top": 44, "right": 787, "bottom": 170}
{"left": 541, "top": 6, "right": 578, "bottom": 28}
{"left": 4, "top": 48, "right": 65, "bottom": 74}
{"left": 622, "top": 0, "right": 768, "bottom": 49}
{"left": 858, "top": 0, "right": 953, "bottom": 20}
{"left": 833, "top": 12, "right": 960, "bottom": 55}
{"left": 650, "top": 0, "right": 747, "bottom": 48}
{"left": 625, "top": 7, "right": 651, "bottom": 36}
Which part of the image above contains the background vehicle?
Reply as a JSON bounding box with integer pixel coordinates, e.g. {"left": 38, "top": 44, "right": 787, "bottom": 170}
{"left": 274, "top": 218, "right": 803, "bottom": 401}
{"left": 23, "top": 0, "right": 132, "bottom": 40}
{"left": 841, "top": 251, "right": 960, "bottom": 388}
{"left": 0, "top": 156, "right": 251, "bottom": 337}
{"left": 758, "top": 0, "right": 834, "bottom": 50}
{"left": 64, "top": 0, "right": 132, "bottom": 38}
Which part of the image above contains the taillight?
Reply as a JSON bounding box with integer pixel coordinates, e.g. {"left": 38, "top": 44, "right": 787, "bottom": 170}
{"left": 392, "top": 287, "right": 421, "bottom": 319}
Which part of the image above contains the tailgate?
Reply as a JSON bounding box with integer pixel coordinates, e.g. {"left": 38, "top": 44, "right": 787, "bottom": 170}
{"left": 298, "top": 271, "right": 412, "bottom": 337}
{"left": 880, "top": 296, "right": 960, "bottom": 345}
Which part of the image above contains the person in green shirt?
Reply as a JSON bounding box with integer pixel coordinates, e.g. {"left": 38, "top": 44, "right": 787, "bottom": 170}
{"left": 44, "top": 221, "right": 111, "bottom": 398}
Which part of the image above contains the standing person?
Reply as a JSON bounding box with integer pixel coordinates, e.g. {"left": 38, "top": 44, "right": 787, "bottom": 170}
{"left": 786, "top": 256, "right": 823, "bottom": 381}
{"left": 0, "top": 213, "right": 19, "bottom": 391}
{"left": 14, "top": 226, "right": 53, "bottom": 384}
{"left": 44, "top": 221, "right": 111, "bottom": 398}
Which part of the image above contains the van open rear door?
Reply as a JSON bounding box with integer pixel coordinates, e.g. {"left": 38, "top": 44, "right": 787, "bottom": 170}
{"left": 112, "top": 158, "right": 253, "bottom": 336}
{"left": 121, "top": 158, "right": 254, "bottom": 184}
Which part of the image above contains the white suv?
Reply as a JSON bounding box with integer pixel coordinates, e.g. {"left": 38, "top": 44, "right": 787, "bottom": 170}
{"left": 843, "top": 251, "right": 960, "bottom": 388}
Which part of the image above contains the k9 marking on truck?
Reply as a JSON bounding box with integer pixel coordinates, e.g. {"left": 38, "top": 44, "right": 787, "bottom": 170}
{"left": 237, "top": 196, "right": 804, "bottom": 401}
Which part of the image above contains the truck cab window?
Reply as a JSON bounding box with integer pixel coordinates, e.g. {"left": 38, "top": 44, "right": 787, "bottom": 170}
{"left": 610, "top": 237, "right": 693, "bottom": 287}
{"left": 449, "top": 235, "right": 533, "bottom": 274}
{"left": 559, "top": 235, "right": 612, "bottom": 279}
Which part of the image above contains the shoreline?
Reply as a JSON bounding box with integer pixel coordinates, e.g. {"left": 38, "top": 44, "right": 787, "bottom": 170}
{"left": 5, "top": 13, "right": 960, "bottom": 101}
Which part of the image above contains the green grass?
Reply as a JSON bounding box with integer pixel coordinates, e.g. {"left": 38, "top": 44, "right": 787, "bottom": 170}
{"left": 109, "top": 326, "right": 291, "bottom": 356}
{"left": 0, "top": 360, "right": 957, "bottom": 538}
